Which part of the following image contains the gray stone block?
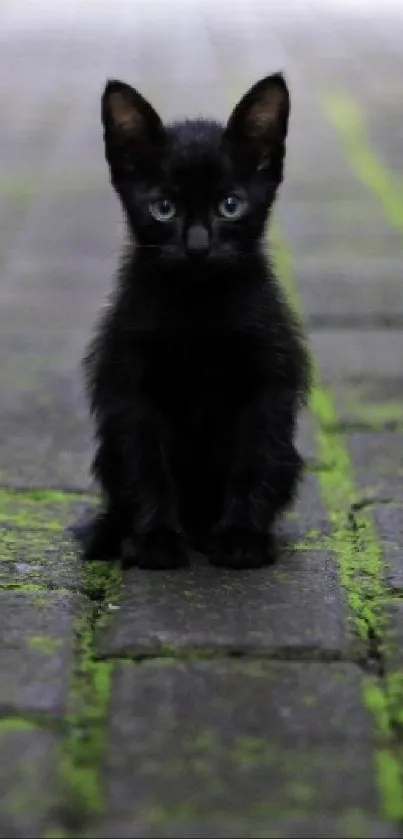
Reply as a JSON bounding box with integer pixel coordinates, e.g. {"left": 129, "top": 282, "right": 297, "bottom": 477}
{"left": 96, "top": 547, "right": 352, "bottom": 659}
{"left": 0, "top": 368, "right": 93, "bottom": 490}
{"left": 89, "top": 813, "right": 401, "bottom": 839}
{"left": 0, "top": 591, "right": 86, "bottom": 715}
{"left": 320, "top": 379, "right": 403, "bottom": 429}
{"left": 372, "top": 505, "right": 403, "bottom": 589}
{"left": 381, "top": 601, "right": 403, "bottom": 674}
{"left": 309, "top": 331, "right": 403, "bottom": 385}
{"left": 288, "top": 257, "right": 403, "bottom": 321}
{"left": 0, "top": 726, "right": 60, "bottom": 838}
{"left": 99, "top": 662, "right": 379, "bottom": 833}
{"left": 346, "top": 432, "right": 403, "bottom": 502}
{"left": 0, "top": 527, "right": 82, "bottom": 591}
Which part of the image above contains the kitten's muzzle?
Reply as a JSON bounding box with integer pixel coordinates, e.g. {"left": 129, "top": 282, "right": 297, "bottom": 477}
{"left": 185, "top": 223, "right": 210, "bottom": 260}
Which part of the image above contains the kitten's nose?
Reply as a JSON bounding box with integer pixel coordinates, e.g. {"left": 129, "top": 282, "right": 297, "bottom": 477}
{"left": 186, "top": 224, "right": 210, "bottom": 259}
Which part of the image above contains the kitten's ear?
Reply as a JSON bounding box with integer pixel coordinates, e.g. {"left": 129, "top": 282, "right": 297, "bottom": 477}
{"left": 101, "top": 79, "right": 164, "bottom": 154}
{"left": 224, "top": 73, "right": 290, "bottom": 174}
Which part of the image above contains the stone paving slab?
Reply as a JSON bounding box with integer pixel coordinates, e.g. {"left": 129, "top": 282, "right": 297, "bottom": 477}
{"left": 309, "top": 331, "right": 403, "bottom": 385}
{"left": 321, "top": 380, "right": 403, "bottom": 430}
{"left": 0, "top": 527, "right": 81, "bottom": 590}
{"left": 289, "top": 257, "right": 403, "bottom": 322}
{"left": 346, "top": 432, "right": 403, "bottom": 502}
{"left": 0, "top": 724, "right": 60, "bottom": 839}
{"left": 371, "top": 505, "right": 403, "bottom": 589}
{"left": 90, "top": 813, "right": 401, "bottom": 839}
{"left": 98, "top": 661, "right": 379, "bottom": 835}
{"left": 0, "top": 590, "right": 87, "bottom": 716}
{"left": 0, "top": 401, "right": 92, "bottom": 490}
{"left": 276, "top": 472, "right": 331, "bottom": 541}
{"left": 96, "top": 547, "right": 348, "bottom": 659}
{"left": 309, "top": 332, "right": 403, "bottom": 428}
{"left": 382, "top": 601, "right": 403, "bottom": 674}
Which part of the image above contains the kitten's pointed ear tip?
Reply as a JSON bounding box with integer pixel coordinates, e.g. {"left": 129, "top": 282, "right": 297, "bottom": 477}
{"left": 102, "top": 79, "right": 130, "bottom": 100}
{"left": 101, "top": 79, "right": 138, "bottom": 127}
{"left": 263, "top": 72, "right": 289, "bottom": 95}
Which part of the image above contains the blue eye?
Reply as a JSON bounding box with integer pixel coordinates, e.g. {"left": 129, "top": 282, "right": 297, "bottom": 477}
{"left": 218, "top": 193, "right": 247, "bottom": 220}
{"left": 149, "top": 198, "right": 176, "bottom": 221}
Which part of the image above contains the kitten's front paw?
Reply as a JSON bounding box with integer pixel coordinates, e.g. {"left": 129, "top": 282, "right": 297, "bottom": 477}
{"left": 208, "top": 529, "right": 275, "bottom": 569}
{"left": 74, "top": 513, "right": 123, "bottom": 562}
{"left": 129, "top": 531, "right": 189, "bottom": 570}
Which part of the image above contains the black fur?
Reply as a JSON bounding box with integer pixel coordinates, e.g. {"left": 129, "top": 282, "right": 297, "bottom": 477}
{"left": 78, "top": 73, "right": 310, "bottom": 569}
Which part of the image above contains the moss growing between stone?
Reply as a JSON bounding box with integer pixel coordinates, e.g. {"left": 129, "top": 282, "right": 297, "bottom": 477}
{"left": 375, "top": 751, "right": 403, "bottom": 821}
{"left": 272, "top": 225, "right": 403, "bottom": 820}
{"left": 0, "top": 487, "right": 95, "bottom": 531}
{"left": 59, "top": 558, "right": 121, "bottom": 824}
{"left": 0, "top": 718, "right": 37, "bottom": 734}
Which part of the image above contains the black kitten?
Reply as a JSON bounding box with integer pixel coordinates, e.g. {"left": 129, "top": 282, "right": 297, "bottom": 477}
{"left": 79, "top": 73, "right": 310, "bottom": 569}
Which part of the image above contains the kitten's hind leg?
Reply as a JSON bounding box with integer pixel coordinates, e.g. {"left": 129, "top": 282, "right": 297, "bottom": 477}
{"left": 208, "top": 391, "right": 303, "bottom": 569}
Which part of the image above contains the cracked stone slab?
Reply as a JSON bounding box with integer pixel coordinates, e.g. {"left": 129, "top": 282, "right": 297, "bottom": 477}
{"left": 0, "top": 725, "right": 61, "bottom": 838}
{"left": 98, "top": 661, "right": 380, "bottom": 836}
{"left": 0, "top": 590, "right": 87, "bottom": 715}
{"left": 96, "top": 545, "right": 354, "bottom": 658}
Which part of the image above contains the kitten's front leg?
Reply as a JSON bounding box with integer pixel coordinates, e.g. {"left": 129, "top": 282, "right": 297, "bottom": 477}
{"left": 83, "top": 403, "right": 188, "bottom": 569}
{"left": 208, "top": 390, "right": 303, "bottom": 569}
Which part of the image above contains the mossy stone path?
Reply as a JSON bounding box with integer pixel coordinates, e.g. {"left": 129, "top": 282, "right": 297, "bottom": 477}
{"left": 1, "top": 0, "right": 403, "bottom": 836}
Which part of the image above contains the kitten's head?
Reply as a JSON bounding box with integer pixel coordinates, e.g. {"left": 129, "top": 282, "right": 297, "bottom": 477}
{"left": 101, "top": 74, "right": 290, "bottom": 266}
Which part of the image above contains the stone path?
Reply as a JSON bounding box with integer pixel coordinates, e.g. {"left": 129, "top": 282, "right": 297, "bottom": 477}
{"left": 1, "top": 0, "right": 403, "bottom": 836}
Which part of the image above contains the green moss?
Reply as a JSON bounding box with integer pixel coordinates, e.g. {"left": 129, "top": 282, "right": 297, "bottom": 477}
{"left": 0, "top": 488, "right": 93, "bottom": 504}
{"left": 363, "top": 679, "right": 391, "bottom": 736}
{"left": 0, "top": 718, "right": 36, "bottom": 734}
{"left": 375, "top": 751, "right": 403, "bottom": 820}
{"left": 333, "top": 391, "right": 403, "bottom": 429}
{"left": 42, "top": 827, "right": 70, "bottom": 839}
{"left": 0, "top": 582, "right": 49, "bottom": 592}
{"left": 272, "top": 223, "right": 403, "bottom": 821}
{"left": 27, "top": 635, "right": 62, "bottom": 654}
{"left": 321, "top": 92, "right": 403, "bottom": 229}
{"left": 60, "top": 559, "right": 121, "bottom": 820}
{"left": 0, "top": 487, "right": 96, "bottom": 532}
{"left": 385, "top": 672, "right": 403, "bottom": 731}
{"left": 287, "top": 783, "right": 316, "bottom": 804}
{"left": 232, "top": 736, "right": 276, "bottom": 768}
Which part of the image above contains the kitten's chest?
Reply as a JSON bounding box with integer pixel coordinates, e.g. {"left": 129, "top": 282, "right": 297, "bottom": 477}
{"left": 141, "top": 331, "right": 255, "bottom": 398}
